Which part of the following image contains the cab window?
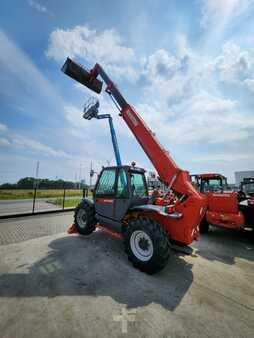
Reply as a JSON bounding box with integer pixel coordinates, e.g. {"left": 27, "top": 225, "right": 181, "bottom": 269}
{"left": 203, "top": 178, "right": 222, "bottom": 193}
{"left": 116, "top": 169, "right": 129, "bottom": 198}
{"left": 130, "top": 172, "right": 147, "bottom": 197}
{"left": 96, "top": 169, "right": 116, "bottom": 195}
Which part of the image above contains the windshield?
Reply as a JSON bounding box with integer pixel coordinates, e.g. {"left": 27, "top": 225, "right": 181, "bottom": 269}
{"left": 242, "top": 183, "right": 254, "bottom": 194}
{"left": 202, "top": 178, "right": 224, "bottom": 193}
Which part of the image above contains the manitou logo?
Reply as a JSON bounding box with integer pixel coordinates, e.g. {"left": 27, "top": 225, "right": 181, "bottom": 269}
{"left": 96, "top": 198, "right": 113, "bottom": 203}
{"left": 127, "top": 110, "right": 138, "bottom": 127}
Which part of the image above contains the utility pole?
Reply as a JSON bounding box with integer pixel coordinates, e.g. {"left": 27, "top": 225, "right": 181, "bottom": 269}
{"left": 79, "top": 163, "right": 82, "bottom": 189}
{"left": 74, "top": 172, "right": 77, "bottom": 189}
{"left": 32, "top": 161, "right": 40, "bottom": 213}
{"left": 34, "top": 161, "right": 40, "bottom": 188}
{"left": 90, "top": 161, "right": 93, "bottom": 188}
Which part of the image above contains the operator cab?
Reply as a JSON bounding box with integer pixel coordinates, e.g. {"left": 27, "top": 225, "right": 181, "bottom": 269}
{"left": 191, "top": 174, "right": 228, "bottom": 194}
{"left": 239, "top": 178, "right": 254, "bottom": 200}
{"left": 94, "top": 165, "right": 148, "bottom": 226}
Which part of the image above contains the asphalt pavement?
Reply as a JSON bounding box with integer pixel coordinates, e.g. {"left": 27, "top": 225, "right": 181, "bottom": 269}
{"left": 0, "top": 197, "right": 81, "bottom": 216}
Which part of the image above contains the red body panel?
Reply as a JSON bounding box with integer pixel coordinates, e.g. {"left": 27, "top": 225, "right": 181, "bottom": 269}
{"left": 130, "top": 199, "right": 206, "bottom": 245}
{"left": 155, "top": 197, "right": 169, "bottom": 206}
{"left": 206, "top": 210, "right": 244, "bottom": 228}
{"left": 206, "top": 192, "right": 244, "bottom": 229}
{"left": 207, "top": 192, "right": 238, "bottom": 213}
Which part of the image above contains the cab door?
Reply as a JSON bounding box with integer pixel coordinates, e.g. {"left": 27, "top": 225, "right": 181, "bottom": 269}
{"left": 114, "top": 168, "right": 130, "bottom": 221}
{"left": 130, "top": 170, "right": 149, "bottom": 207}
{"left": 94, "top": 168, "right": 117, "bottom": 219}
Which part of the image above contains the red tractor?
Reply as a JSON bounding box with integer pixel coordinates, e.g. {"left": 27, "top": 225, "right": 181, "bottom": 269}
{"left": 62, "top": 58, "right": 207, "bottom": 274}
{"left": 239, "top": 177, "right": 254, "bottom": 200}
{"left": 191, "top": 173, "right": 254, "bottom": 235}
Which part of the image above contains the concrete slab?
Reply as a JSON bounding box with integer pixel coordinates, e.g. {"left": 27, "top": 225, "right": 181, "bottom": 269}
{"left": 0, "top": 226, "right": 253, "bottom": 338}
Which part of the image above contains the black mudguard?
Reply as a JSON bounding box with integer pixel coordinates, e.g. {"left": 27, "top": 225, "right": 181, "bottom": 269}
{"left": 81, "top": 197, "right": 94, "bottom": 207}
{"left": 239, "top": 200, "right": 254, "bottom": 228}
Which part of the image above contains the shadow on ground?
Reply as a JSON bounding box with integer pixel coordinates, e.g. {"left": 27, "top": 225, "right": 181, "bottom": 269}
{"left": 196, "top": 226, "right": 254, "bottom": 265}
{"left": 0, "top": 232, "right": 193, "bottom": 311}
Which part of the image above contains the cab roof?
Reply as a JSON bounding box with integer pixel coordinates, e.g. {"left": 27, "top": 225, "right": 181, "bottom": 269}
{"left": 193, "top": 173, "right": 226, "bottom": 179}
{"left": 102, "top": 165, "right": 146, "bottom": 173}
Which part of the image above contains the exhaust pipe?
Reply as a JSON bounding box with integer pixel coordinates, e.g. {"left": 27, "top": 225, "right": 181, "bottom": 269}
{"left": 61, "top": 57, "right": 103, "bottom": 94}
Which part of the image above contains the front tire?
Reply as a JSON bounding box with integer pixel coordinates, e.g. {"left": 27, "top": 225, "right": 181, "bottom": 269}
{"left": 124, "top": 217, "right": 170, "bottom": 274}
{"left": 74, "top": 201, "right": 96, "bottom": 235}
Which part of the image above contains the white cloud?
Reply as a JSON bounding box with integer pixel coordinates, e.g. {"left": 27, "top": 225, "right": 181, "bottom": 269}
{"left": 138, "top": 92, "right": 253, "bottom": 146}
{"left": 244, "top": 78, "right": 254, "bottom": 92}
{"left": 46, "top": 25, "right": 138, "bottom": 81}
{"left": 0, "top": 123, "right": 7, "bottom": 132}
{"left": 143, "top": 49, "right": 181, "bottom": 81}
{"left": 193, "top": 152, "right": 253, "bottom": 163}
{"left": 0, "top": 124, "right": 72, "bottom": 157}
{"left": 212, "top": 41, "right": 254, "bottom": 97}
{"left": 12, "top": 134, "right": 71, "bottom": 158}
{"left": 136, "top": 38, "right": 254, "bottom": 152}
{"left": 140, "top": 39, "right": 217, "bottom": 109}
{"left": 27, "top": 0, "right": 48, "bottom": 14}
{"left": 0, "top": 138, "right": 10, "bottom": 146}
{"left": 199, "top": 0, "right": 253, "bottom": 30}
{"left": 175, "top": 33, "right": 190, "bottom": 58}
{"left": 214, "top": 42, "right": 252, "bottom": 83}
{"left": 46, "top": 26, "right": 134, "bottom": 63}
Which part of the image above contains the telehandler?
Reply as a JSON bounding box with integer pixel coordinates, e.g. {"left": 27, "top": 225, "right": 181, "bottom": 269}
{"left": 62, "top": 58, "right": 206, "bottom": 274}
{"left": 191, "top": 173, "right": 254, "bottom": 235}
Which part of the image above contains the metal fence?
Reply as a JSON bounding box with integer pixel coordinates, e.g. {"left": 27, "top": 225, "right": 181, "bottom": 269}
{"left": 0, "top": 185, "right": 90, "bottom": 217}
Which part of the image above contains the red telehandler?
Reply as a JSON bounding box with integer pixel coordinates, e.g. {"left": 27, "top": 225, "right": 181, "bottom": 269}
{"left": 62, "top": 58, "right": 206, "bottom": 274}
{"left": 191, "top": 173, "right": 254, "bottom": 235}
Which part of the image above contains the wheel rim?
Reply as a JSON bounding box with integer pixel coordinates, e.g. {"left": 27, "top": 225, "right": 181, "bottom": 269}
{"left": 77, "top": 209, "right": 87, "bottom": 229}
{"left": 130, "top": 230, "right": 154, "bottom": 261}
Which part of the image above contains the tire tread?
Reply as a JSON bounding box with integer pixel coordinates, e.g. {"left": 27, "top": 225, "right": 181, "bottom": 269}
{"left": 74, "top": 201, "right": 96, "bottom": 235}
{"left": 123, "top": 217, "right": 170, "bottom": 274}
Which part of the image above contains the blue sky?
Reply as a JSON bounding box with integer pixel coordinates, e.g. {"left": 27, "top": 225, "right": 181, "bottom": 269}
{"left": 0, "top": 0, "right": 254, "bottom": 184}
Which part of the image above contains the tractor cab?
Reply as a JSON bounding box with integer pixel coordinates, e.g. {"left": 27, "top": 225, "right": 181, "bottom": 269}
{"left": 191, "top": 173, "right": 228, "bottom": 194}
{"left": 191, "top": 173, "right": 245, "bottom": 231}
{"left": 239, "top": 178, "right": 254, "bottom": 199}
{"left": 93, "top": 165, "right": 149, "bottom": 225}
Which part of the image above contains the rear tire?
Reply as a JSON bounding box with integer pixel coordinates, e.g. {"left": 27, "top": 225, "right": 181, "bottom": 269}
{"left": 200, "top": 218, "right": 209, "bottom": 234}
{"left": 74, "top": 201, "right": 96, "bottom": 235}
{"left": 124, "top": 217, "right": 170, "bottom": 274}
